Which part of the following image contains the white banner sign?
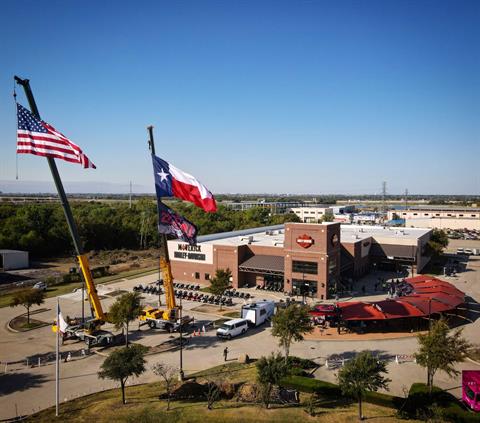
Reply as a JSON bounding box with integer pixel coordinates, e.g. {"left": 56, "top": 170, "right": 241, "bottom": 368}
{"left": 167, "top": 241, "right": 213, "bottom": 264}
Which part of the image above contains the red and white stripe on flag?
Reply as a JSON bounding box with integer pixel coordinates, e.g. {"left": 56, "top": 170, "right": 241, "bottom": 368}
{"left": 16, "top": 103, "right": 96, "bottom": 169}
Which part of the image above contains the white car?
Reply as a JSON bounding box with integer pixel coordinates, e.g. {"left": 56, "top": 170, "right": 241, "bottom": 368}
{"left": 33, "top": 281, "right": 47, "bottom": 291}
{"left": 216, "top": 318, "right": 249, "bottom": 340}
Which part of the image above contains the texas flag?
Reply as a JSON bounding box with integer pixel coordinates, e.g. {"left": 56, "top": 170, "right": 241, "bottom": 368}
{"left": 152, "top": 155, "right": 217, "bottom": 213}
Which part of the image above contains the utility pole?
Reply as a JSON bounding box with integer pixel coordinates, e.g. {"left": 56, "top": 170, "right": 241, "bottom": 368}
{"left": 404, "top": 188, "right": 408, "bottom": 227}
{"left": 129, "top": 181, "right": 132, "bottom": 209}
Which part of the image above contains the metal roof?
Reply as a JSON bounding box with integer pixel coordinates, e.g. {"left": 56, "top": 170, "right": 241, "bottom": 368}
{"left": 239, "top": 254, "right": 285, "bottom": 275}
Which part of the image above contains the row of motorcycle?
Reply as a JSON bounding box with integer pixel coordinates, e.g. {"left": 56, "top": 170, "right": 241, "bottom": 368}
{"left": 133, "top": 282, "right": 234, "bottom": 306}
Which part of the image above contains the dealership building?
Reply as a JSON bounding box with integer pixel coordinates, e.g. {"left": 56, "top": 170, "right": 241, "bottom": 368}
{"left": 168, "top": 222, "right": 432, "bottom": 300}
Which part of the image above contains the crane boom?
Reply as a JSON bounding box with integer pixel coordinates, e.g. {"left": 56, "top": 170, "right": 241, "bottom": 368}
{"left": 77, "top": 254, "right": 106, "bottom": 321}
{"left": 15, "top": 76, "right": 106, "bottom": 326}
{"left": 138, "top": 126, "right": 182, "bottom": 325}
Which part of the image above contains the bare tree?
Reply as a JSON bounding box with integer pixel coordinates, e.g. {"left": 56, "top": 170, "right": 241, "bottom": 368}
{"left": 203, "top": 374, "right": 223, "bottom": 410}
{"left": 152, "top": 362, "right": 178, "bottom": 410}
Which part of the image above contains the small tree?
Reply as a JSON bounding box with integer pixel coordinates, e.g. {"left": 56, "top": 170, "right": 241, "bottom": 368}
{"left": 271, "top": 304, "right": 313, "bottom": 363}
{"left": 98, "top": 344, "right": 147, "bottom": 404}
{"left": 203, "top": 375, "right": 222, "bottom": 410}
{"left": 321, "top": 211, "right": 334, "bottom": 222}
{"left": 415, "top": 317, "right": 471, "bottom": 394}
{"left": 109, "top": 291, "right": 143, "bottom": 346}
{"left": 209, "top": 268, "right": 231, "bottom": 310}
{"left": 338, "top": 351, "right": 391, "bottom": 421}
{"left": 256, "top": 353, "right": 287, "bottom": 409}
{"left": 426, "top": 229, "right": 449, "bottom": 257}
{"left": 10, "top": 288, "right": 45, "bottom": 325}
{"left": 152, "top": 362, "right": 177, "bottom": 410}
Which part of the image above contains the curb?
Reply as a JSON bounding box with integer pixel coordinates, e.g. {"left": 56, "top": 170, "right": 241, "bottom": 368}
{"left": 7, "top": 315, "right": 50, "bottom": 333}
{"left": 466, "top": 357, "right": 480, "bottom": 366}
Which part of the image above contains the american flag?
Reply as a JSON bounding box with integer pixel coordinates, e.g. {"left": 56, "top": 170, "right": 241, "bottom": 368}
{"left": 16, "top": 103, "right": 96, "bottom": 169}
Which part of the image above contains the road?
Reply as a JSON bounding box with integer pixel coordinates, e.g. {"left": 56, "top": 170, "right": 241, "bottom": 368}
{"left": 0, "top": 254, "right": 479, "bottom": 421}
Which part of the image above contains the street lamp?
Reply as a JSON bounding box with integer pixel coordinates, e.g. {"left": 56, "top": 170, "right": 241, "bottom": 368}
{"left": 179, "top": 294, "right": 184, "bottom": 381}
{"left": 428, "top": 298, "right": 432, "bottom": 333}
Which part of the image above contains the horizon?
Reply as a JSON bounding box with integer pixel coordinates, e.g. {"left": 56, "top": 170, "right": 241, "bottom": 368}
{"left": 0, "top": 179, "right": 479, "bottom": 197}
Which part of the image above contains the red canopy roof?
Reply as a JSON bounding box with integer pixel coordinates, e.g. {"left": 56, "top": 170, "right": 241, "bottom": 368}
{"left": 400, "top": 296, "right": 452, "bottom": 314}
{"left": 337, "top": 301, "right": 385, "bottom": 321}
{"left": 374, "top": 300, "right": 425, "bottom": 319}
{"left": 338, "top": 277, "right": 465, "bottom": 321}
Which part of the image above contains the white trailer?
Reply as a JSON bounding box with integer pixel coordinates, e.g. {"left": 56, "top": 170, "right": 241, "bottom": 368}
{"left": 241, "top": 300, "right": 275, "bottom": 327}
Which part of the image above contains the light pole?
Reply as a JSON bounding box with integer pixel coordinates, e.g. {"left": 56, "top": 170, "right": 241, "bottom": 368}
{"left": 428, "top": 298, "right": 432, "bottom": 333}
{"left": 179, "top": 294, "right": 184, "bottom": 381}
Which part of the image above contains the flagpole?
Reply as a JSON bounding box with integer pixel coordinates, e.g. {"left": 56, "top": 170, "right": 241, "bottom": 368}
{"left": 56, "top": 297, "right": 60, "bottom": 417}
{"left": 147, "top": 126, "right": 184, "bottom": 381}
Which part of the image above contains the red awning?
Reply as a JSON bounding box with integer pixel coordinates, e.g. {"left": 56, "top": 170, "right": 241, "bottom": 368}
{"left": 400, "top": 296, "right": 452, "bottom": 314}
{"left": 406, "top": 275, "right": 436, "bottom": 284}
{"left": 310, "top": 304, "right": 336, "bottom": 316}
{"left": 413, "top": 286, "right": 464, "bottom": 297}
{"left": 429, "top": 292, "right": 464, "bottom": 308}
{"left": 374, "top": 300, "right": 425, "bottom": 319}
{"left": 336, "top": 277, "right": 466, "bottom": 322}
{"left": 338, "top": 302, "right": 386, "bottom": 321}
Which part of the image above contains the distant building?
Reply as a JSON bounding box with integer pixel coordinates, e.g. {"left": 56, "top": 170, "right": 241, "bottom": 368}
{"left": 388, "top": 207, "right": 480, "bottom": 231}
{"left": 290, "top": 205, "right": 355, "bottom": 223}
{"left": 0, "top": 250, "right": 29, "bottom": 271}
{"left": 388, "top": 207, "right": 480, "bottom": 220}
{"left": 405, "top": 217, "right": 480, "bottom": 231}
{"left": 222, "top": 201, "right": 305, "bottom": 214}
{"left": 168, "top": 222, "right": 432, "bottom": 300}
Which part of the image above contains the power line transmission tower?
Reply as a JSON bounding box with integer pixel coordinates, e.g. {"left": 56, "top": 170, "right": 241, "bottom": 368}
{"left": 129, "top": 181, "right": 132, "bottom": 209}
{"left": 381, "top": 181, "right": 387, "bottom": 213}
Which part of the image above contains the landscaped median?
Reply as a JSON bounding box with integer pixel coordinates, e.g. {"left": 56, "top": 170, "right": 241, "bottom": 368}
{"left": 280, "top": 375, "right": 480, "bottom": 422}
{"left": 21, "top": 361, "right": 411, "bottom": 423}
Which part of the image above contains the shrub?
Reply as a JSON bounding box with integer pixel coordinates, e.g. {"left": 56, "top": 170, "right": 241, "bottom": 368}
{"left": 281, "top": 375, "right": 403, "bottom": 410}
{"left": 401, "top": 383, "right": 476, "bottom": 422}
{"left": 286, "top": 356, "right": 317, "bottom": 369}
{"left": 364, "top": 391, "right": 403, "bottom": 409}
{"left": 280, "top": 375, "right": 341, "bottom": 396}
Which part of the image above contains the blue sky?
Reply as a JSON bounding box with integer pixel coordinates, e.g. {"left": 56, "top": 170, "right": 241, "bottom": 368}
{"left": 0, "top": 0, "right": 479, "bottom": 195}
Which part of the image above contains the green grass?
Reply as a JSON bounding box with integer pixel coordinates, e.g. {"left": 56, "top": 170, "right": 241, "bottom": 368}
{"left": 23, "top": 362, "right": 414, "bottom": 423}
{"left": 223, "top": 311, "right": 240, "bottom": 318}
{"left": 0, "top": 266, "right": 157, "bottom": 309}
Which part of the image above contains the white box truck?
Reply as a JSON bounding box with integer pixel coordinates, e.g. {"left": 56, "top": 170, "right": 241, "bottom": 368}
{"left": 241, "top": 300, "right": 275, "bottom": 327}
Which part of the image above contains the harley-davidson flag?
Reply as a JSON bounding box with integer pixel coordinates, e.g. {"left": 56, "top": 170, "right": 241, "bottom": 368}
{"left": 157, "top": 201, "right": 198, "bottom": 245}
{"left": 16, "top": 103, "right": 96, "bottom": 169}
{"left": 152, "top": 155, "right": 217, "bottom": 213}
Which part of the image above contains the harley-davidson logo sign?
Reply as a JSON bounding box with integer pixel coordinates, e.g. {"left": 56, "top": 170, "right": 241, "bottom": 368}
{"left": 296, "top": 234, "right": 314, "bottom": 248}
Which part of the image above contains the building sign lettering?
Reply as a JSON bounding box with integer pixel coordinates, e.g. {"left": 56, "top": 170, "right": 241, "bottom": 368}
{"left": 168, "top": 240, "right": 213, "bottom": 264}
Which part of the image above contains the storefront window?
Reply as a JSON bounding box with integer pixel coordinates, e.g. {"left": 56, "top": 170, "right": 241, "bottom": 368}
{"left": 292, "top": 260, "right": 318, "bottom": 275}
{"left": 292, "top": 279, "right": 317, "bottom": 297}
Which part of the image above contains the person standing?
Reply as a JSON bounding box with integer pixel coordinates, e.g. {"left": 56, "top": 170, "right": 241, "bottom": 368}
{"left": 223, "top": 346, "right": 229, "bottom": 362}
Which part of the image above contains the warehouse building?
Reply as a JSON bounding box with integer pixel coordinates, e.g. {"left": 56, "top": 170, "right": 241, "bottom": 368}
{"left": 387, "top": 207, "right": 480, "bottom": 231}
{"left": 168, "top": 222, "right": 432, "bottom": 300}
{"left": 290, "top": 205, "right": 355, "bottom": 223}
{"left": 0, "top": 250, "right": 29, "bottom": 271}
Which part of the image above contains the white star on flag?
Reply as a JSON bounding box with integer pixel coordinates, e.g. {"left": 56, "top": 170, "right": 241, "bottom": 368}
{"left": 157, "top": 168, "right": 169, "bottom": 182}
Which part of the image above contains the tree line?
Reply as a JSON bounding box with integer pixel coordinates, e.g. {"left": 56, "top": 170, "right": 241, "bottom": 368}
{"left": 0, "top": 201, "right": 299, "bottom": 257}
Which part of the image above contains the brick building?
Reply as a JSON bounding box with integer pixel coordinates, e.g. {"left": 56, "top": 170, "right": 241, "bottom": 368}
{"left": 168, "top": 222, "right": 432, "bottom": 300}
